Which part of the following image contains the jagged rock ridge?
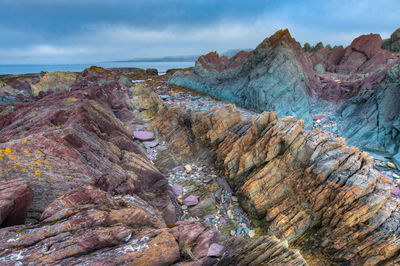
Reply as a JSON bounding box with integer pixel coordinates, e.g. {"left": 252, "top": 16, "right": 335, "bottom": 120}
{"left": 168, "top": 29, "right": 400, "bottom": 159}
{"left": 169, "top": 29, "right": 319, "bottom": 129}
{"left": 151, "top": 96, "right": 400, "bottom": 265}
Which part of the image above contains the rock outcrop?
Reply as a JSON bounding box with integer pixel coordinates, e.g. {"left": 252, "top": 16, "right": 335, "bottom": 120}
{"left": 169, "top": 29, "right": 400, "bottom": 157}
{"left": 338, "top": 63, "right": 400, "bottom": 155}
{"left": 0, "top": 178, "right": 33, "bottom": 227}
{"left": 382, "top": 27, "right": 400, "bottom": 53}
{"left": 169, "top": 29, "right": 320, "bottom": 128}
{"left": 0, "top": 67, "right": 312, "bottom": 265}
{"left": 0, "top": 186, "right": 180, "bottom": 265}
{"left": 0, "top": 71, "right": 78, "bottom": 108}
{"left": 0, "top": 66, "right": 176, "bottom": 223}
{"left": 151, "top": 98, "right": 400, "bottom": 265}
{"left": 219, "top": 236, "right": 308, "bottom": 265}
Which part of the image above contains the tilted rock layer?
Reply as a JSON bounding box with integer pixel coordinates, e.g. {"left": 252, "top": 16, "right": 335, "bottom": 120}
{"left": 169, "top": 29, "right": 319, "bottom": 129}
{"left": 0, "top": 67, "right": 309, "bottom": 265}
{"left": 169, "top": 29, "right": 400, "bottom": 157}
{"left": 151, "top": 97, "right": 400, "bottom": 265}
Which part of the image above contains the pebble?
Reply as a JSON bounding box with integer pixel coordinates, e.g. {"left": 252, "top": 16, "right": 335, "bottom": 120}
{"left": 183, "top": 195, "right": 198, "bottom": 206}
{"left": 182, "top": 205, "right": 188, "bottom": 210}
{"left": 207, "top": 243, "right": 224, "bottom": 257}
{"left": 172, "top": 183, "right": 183, "bottom": 196}
{"left": 248, "top": 230, "right": 255, "bottom": 238}
{"left": 231, "top": 196, "right": 238, "bottom": 202}
{"left": 393, "top": 173, "right": 400, "bottom": 178}
{"left": 227, "top": 209, "right": 234, "bottom": 219}
{"left": 133, "top": 131, "right": 155, "bottom": 141}
{"left": 184, "top": 164, "right": 192, "bottom": 173}
{"left": 142, "top": 141, "right": 158, "bottom": 148}
{"left": 387, "top": 162, "right": 397, "bottom": 169}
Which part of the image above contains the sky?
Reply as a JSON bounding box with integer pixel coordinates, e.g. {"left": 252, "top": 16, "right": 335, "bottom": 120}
{"left": 0, "top": 0, "right": 399, "bottom": 64}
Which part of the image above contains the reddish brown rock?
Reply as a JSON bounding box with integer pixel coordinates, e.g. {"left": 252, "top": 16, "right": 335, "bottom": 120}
{"left": 0, "top": 66, "right": 176, "bottom": 223}
{"left": 0, "top": 186, "right": 180, "bottom": 265}
{"left": 0, "top": 178, "right": 33, "bottom": 227}
{"left": 336, "top": 34, "right": 395, "bottom": 74}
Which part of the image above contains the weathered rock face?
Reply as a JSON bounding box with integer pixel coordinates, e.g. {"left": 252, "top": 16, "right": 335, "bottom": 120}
{"left": 0, "top": 186, "right": 181, "bottom": 265}
{"left": 338, "top": 63, "right": 400, "bottom": 155}
{"left": 0, "top": 66, "right": 176, "bottom": 223}
{"left": 169, "top": 29, "right": 319, "bottom": 128}
{"left": 219, "top": 236, "right": 308, "bottom": 265}
{"left": 0, "top": 71, "right": 78, "bottom": 108}
{"left": 311, "top": 34, "right": 396, "bottom": 75}
{"left": 382, "top": 27, "right": 400, "bottom": 53}
{"left": 336, "top": 34, "right": 395, "bottom": 74}
{"left": 0, "top": 67, "right": 314, "bottom": 265}
{"left": 0, "top": 178, "right": 33, "bottom": 227}
{"left": 152, "top": 100, "right": 400, "bottom": 265}
{"left": 310, "top": 45, "right": 345, "bottom": 73}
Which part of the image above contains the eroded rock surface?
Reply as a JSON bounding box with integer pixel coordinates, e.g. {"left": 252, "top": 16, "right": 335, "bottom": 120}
{"left": 0, "top": 67, "right": 310, "bottom": 265}
{"left": 168, "top": 29, "right": 400, "bottom": 158}
{"left": 0, "top": 66, "right": 176, "bottom": 224}
{"left": 169, "top": 29, "right": 318, "bottom": 128}
{"left": 152, "top": 98, "right": 400, "bottom": 265}
{"left": 0, "top": 186, "right": 180, "bottom": 265}
{"left": 0, "top": 178, "right": 33, "bottom": 227}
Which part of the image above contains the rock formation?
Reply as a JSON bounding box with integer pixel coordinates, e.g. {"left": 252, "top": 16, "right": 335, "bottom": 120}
{"left": 169, "top": 29, "right": 320, "bottom": 129}
{"left": 382, "top": 27, "right": 400, "bottom": 53}
{"left": 169, "top": 29, "right": 400, "bottom": 158}
{"left": 0, "top": 66, "right": 176, "bottom": 223}
{"left": 151, "top": 97, "right": 400, "bottom": 265}
{"left": 0, "top": 67, "right": 311, "bottom": 265}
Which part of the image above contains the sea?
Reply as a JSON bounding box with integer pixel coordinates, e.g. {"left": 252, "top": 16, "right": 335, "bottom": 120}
{"left": 0, "top": 61, "right": 195, "bottom": 75}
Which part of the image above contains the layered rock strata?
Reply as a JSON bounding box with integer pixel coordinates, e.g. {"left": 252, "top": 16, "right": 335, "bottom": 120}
{"left": 169, "top": 29, "right": 400, "bottom": 158}
{"left": 151, "top": 97, "right": 400, "bottom": 265}
{"left": 0, "top": 67, "right": 309, "bottom": 265}
{"left": 169, "top": 29, "right": 319, "bottom": 128}
{"left": 0, "top": 66, "right": 176, "bottom": 223}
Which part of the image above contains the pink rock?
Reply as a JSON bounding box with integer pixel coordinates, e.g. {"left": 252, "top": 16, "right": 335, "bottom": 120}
{"left": 172, "top": 184, "right": 183, "bottom": 196}
{"left": 133, "top": 131, "right": 155, "bottom": 141}
{"left": 207, "top": 243, "right": 224, "bottom": 257}
{"left": 183, "top": 195, "right": 198, "bottom": 206}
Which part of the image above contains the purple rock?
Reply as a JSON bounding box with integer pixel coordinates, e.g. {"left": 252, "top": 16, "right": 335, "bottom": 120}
{"left": 217, "top": 178, "right": 233, "bottom": 194}
{"left": 183, "top": 195, "right": 198, "bottom": 206}
{"left": 203, "top": 214, "right": 214, "bottom": 219}
{"left": 133, "top": 131, "right": 155, "bottom": 141}
{"left": 391, "top": 186, "right": 400, "bottom": 198}
{"left": 172, "top": 183, "right": 183, "bottom": 196}
{"left": 142, "top": 141, "right": 158, "bottom": 148}
{"left": 207, "top": 243, "right": 224, "bottom": 257}
{"left": 219, "top": 217, "right": 226, "bottom": 224}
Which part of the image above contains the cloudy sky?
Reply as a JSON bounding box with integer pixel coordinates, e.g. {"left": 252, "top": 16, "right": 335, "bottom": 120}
{"left": 0, "top": 0, "right": 399, "bottom": 64}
